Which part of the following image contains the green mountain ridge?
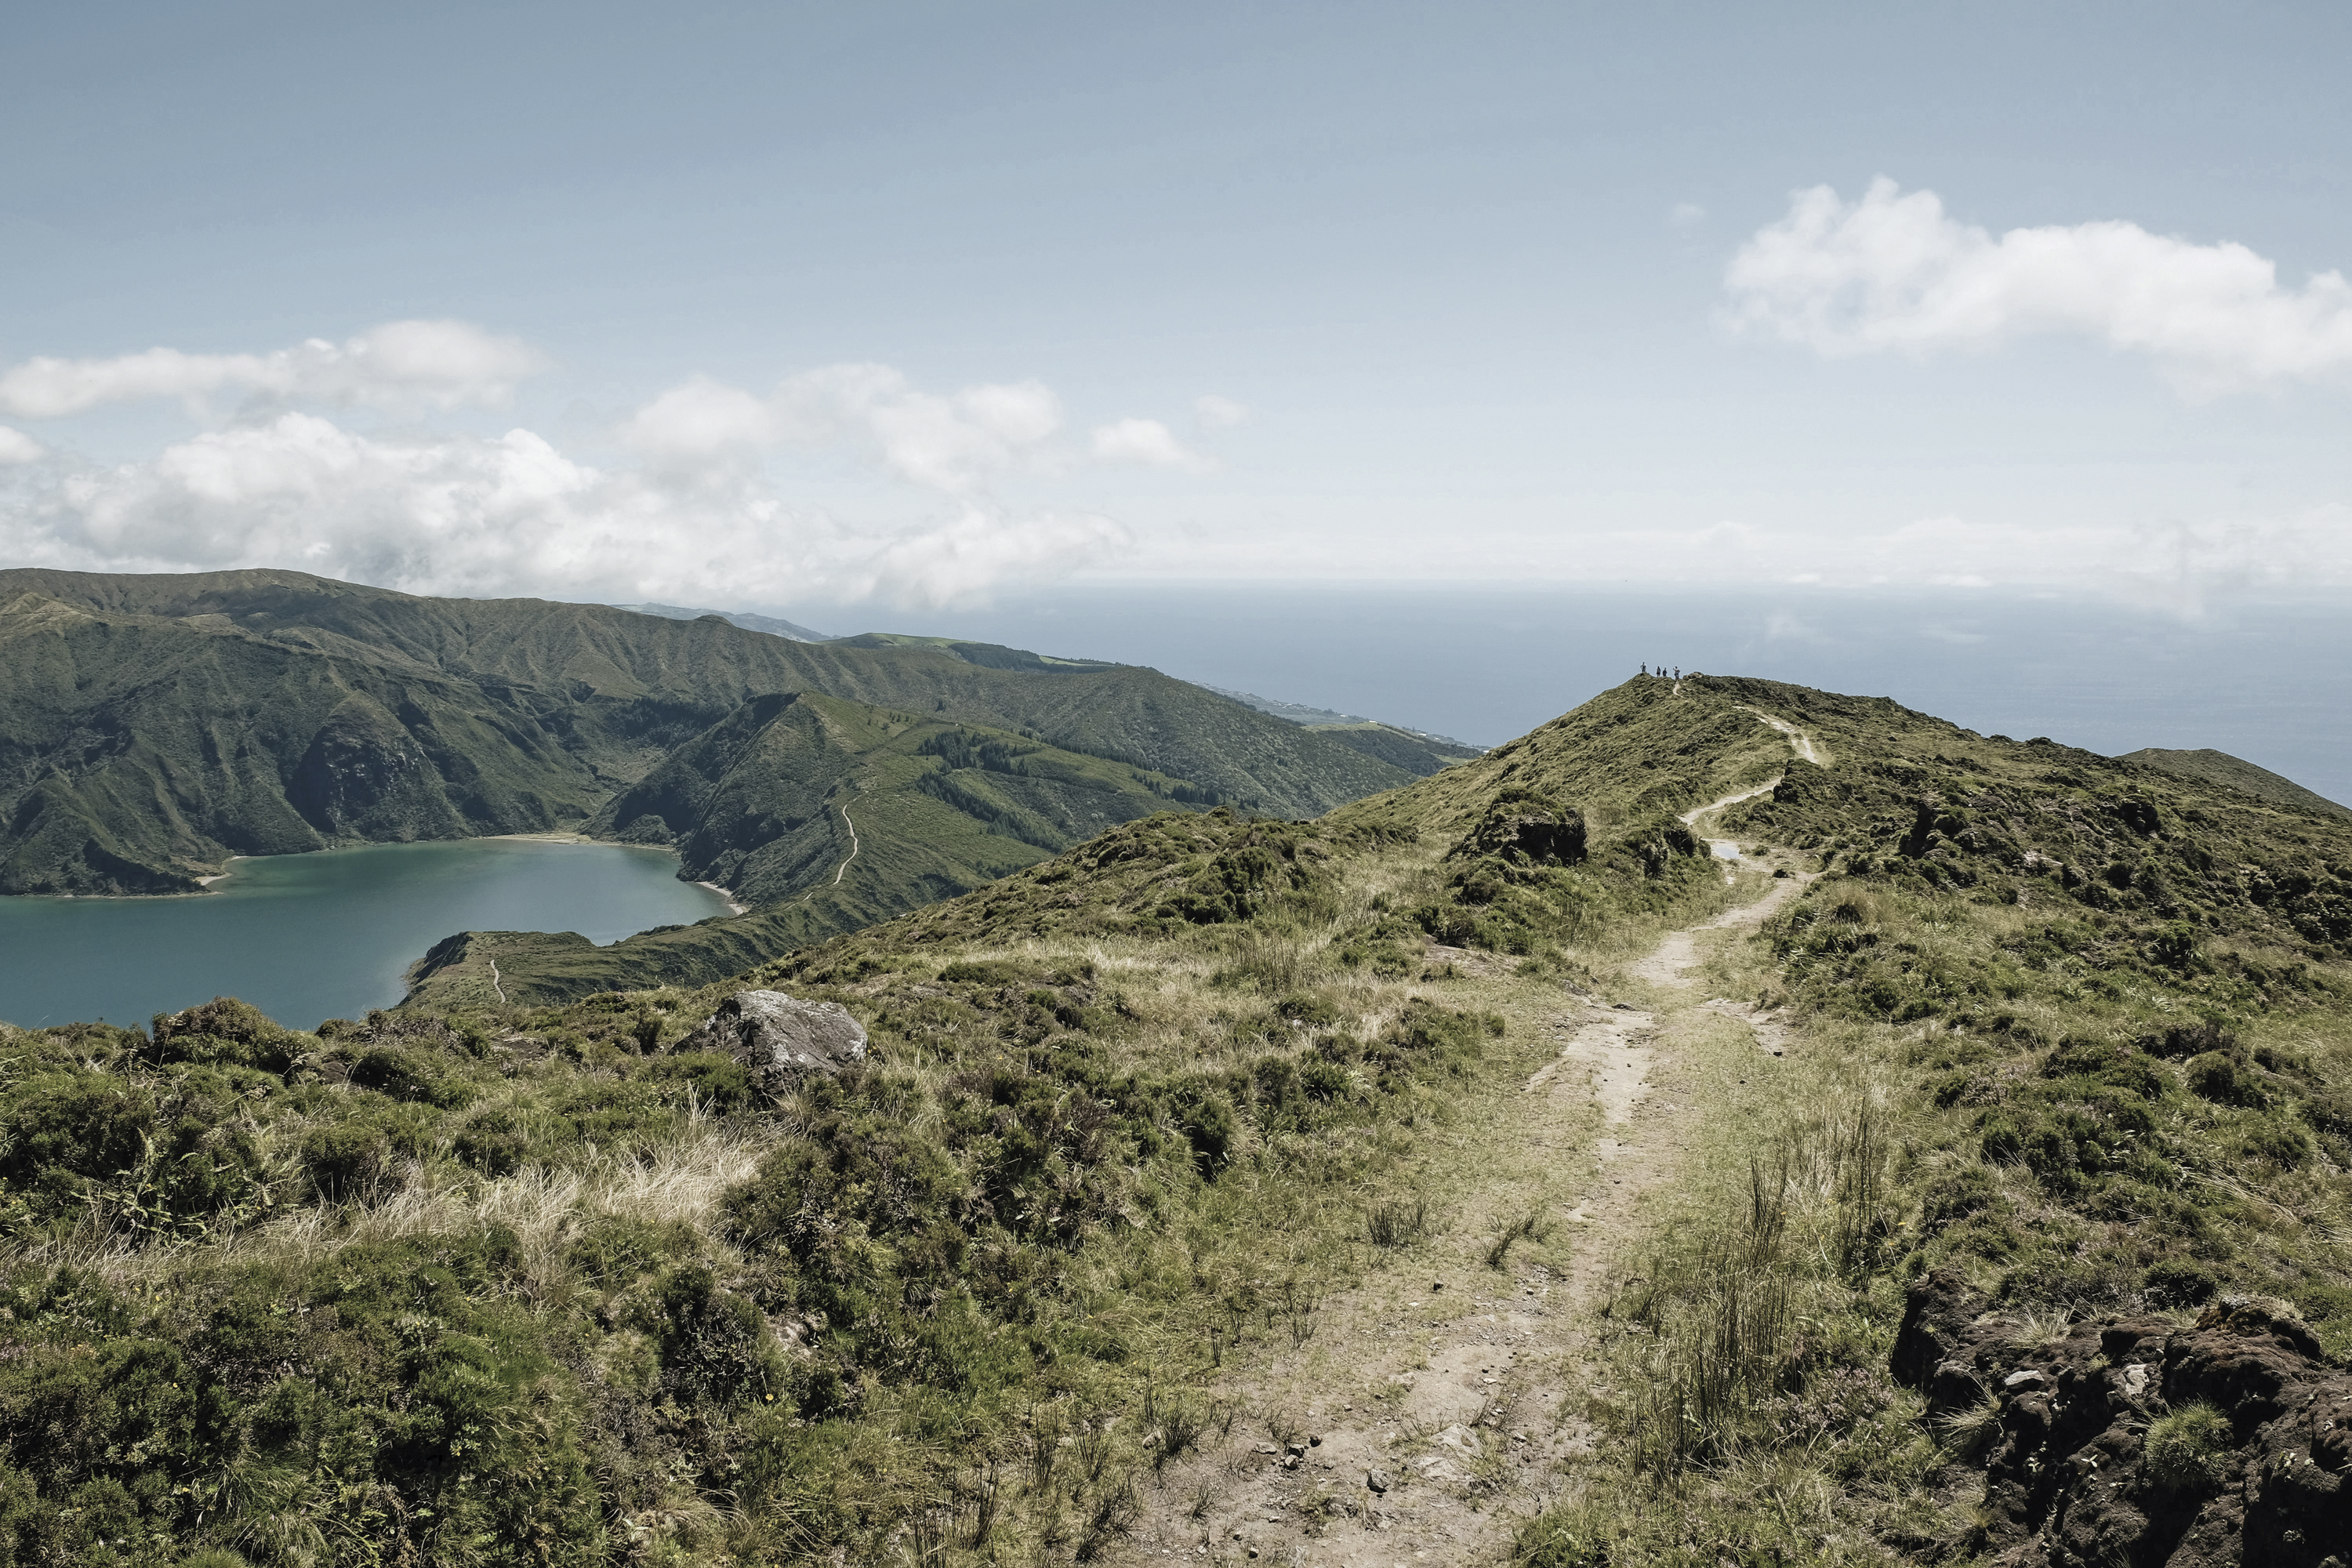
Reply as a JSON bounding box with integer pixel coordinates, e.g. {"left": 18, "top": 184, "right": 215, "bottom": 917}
{"left": 2, "top": 672, "right": 2350, "bottom": 1565}
{"left": 609, "top": 603, "right": 835, "bottom": 642}
{"left": 2118, "top": 743, "right": 2350, "bottom": 818}
{"left": 0, "top": 568, "right": 1416, "bottom": 898}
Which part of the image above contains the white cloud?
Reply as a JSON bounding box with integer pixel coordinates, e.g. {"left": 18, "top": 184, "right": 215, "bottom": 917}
{"left": 1194, "top": 394, "right": 1249, "bottom": 429}
{"left": 2, "top": 409, "right": 1129, "bottom": 608}
{"left": 622, "top": 364, "right": 1065, "bottom": 494}
{"left": 0, "top": 319, "right": 547, "bottom": 419}
{"left": 616, "top": 376, "right": 782, "bottom": 464}
{"left": 0, "top": 331, "right": 1194, "bottom": 607}
{"left": 1090, "top": 416, "right": 1202, "bottom": 468}
{"left": 1724, "top": 179, "right": 2352, "bottom": 392}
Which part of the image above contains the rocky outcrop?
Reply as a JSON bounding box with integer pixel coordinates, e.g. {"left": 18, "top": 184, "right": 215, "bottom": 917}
{"left": 1893, "top": 1269, "right": 2352, "bottom": 1567}
{"left": 685, "top": 989, "right": 866, "bottom": 1091}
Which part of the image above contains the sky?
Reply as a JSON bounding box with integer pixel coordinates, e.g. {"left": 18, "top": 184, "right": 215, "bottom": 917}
{"left": 3, "top": 4, "right": 2350, "bottom": 713}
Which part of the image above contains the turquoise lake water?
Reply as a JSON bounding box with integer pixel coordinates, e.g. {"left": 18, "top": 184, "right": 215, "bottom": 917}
{"left": 0, "top": 839, "right": 732, "bottom": 1032}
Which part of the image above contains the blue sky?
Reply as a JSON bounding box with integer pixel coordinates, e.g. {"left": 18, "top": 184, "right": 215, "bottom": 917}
{"left": 3, "top": 2, "right": 2350, "bottom": 614}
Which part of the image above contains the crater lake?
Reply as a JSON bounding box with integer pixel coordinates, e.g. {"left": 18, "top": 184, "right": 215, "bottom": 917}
{"left": 0, "top": 838, "right": 734, "bottom": 1031}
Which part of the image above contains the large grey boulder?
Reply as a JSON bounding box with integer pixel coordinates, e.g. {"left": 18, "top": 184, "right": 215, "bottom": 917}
{"left": 687, "top": 990, "right": 866, "bottom": 1087}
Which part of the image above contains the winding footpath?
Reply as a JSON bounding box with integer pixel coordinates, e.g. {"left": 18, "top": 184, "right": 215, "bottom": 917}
{"left": 1117, "top": 715, "right": 1824, "bottom": 1566}
{"left": 831, "top": 804, "right": 860, "bottom": 886}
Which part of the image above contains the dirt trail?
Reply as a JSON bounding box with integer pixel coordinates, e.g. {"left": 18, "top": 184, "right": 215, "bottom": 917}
{"left": 1738, "top": 705, "right": 1823, "bottom": 765}
{"left": 1678, "top": 780, "right": 1780, "bottom": 871}
{"left": 831, "top": 804, "right": 860, "bottom": 885}
{"left": 1116, "top": 718, "right": 1828, "bottom": 1565}
{"left": 1118, "top": 873, "right": 1811, "bottom": 1566}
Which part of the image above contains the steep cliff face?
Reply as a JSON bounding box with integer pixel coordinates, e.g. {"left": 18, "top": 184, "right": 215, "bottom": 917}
{"left": 288, "top": 692, "right": 470, "bottom": 840}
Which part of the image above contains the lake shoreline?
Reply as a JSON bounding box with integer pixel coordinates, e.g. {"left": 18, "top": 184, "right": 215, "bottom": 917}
{"left": 0, "top": 839, "right": 734, "bottom": 1030}
{"left": 10, "top": 832, "right": 684, "bottom": 901}
{"left": 695, "top": 880, "right": 750, "bottom": 916}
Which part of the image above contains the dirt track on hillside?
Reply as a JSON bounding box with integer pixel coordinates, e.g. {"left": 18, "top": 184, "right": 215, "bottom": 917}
{"left": 1115, "top": 863, "right": 1811, "bottom": 1566}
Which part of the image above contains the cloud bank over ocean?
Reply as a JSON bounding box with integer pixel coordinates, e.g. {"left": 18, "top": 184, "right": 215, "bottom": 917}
{"left": 0, "top": 325, "right": 1261, "bottom": 607}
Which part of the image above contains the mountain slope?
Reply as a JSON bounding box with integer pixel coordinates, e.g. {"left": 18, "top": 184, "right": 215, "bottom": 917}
{"left": 0, "top": 590, "right": 602, "bottom": 893}
{"left": 9, "top": 673, "right": 2350, "bottom": 1566}
{"left": 403, "top": 691, "right": 1228, "bottom": 1006}
{"left": 1296, "top": 720, "right": 1485, "bottom": 775}
{"left": 0, "top": 568, "right": 1414, "bottom": 894}
{"left": 2118, "top": 743, "right": 2350, "bottom": 818}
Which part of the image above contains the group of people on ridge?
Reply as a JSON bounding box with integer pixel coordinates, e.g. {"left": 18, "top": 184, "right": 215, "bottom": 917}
{"left": 1640, "top": 664, "right": 1682, "bottom": 680}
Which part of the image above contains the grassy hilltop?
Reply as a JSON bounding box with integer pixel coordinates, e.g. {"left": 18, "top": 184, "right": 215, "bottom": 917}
{"left": 2, "top": 672, "right": 2350, "bottom": 1566}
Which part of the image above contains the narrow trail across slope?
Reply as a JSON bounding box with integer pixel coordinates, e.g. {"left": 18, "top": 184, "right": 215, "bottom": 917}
{"left": 1120, "top": 870, "right": 1813, "bottom": 1566}
{"left": 1679, "top": 780, "right": 1780, "bottom": 870}
{"left": 831, "top": 804, "right": 860, "bottom": 886}
{"left": 1675, "top": 706, "right": 1824, "bottom": 868}
{"left": 795, "top": 804, "right": 865, "bottom": 907}
{"left": 488, "top": 958, "right": 508, "bottom": 1006}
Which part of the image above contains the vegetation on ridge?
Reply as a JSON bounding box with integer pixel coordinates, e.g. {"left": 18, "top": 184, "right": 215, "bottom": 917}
{"left": 2, "top": 670, "right": 2350, "bottom": 1566}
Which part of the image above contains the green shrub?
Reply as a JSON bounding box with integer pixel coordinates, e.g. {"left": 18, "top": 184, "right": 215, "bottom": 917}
{"left": 1274, "top": 993, "right": 1344, "bottom": 1029}
{"left": 2185, "top": 1051, "right": 2265, "bottom": 1107}
{"left": 2148, "top": 920, "right": 2201, "bottom": 969}
{"left": 648, "top": 1050, "right": 757, "bottom": 1113}
{"left": 1918, "top": 1165, "right": 2003, "bottom": 1228}
{"left": 1167, "top": 1081, "right": 1238, "bottom": 1174}
{"left": 452, "top": 1108, "right": 532, "bottom": 1176}
{"left": 567, "top": 1214, "right": 684, "bottom": 1285}
{"left": 2143, "top": 1402, "right": 2235, "bottom": 1491}
{"left": 655, "top": 1265, "right": 782, "bottom": 1407}
{"left": 302, "top": 1119, "right": 394, "bottom": 1200}
{"left": 2042, "top": 1036, "right": 2165, "bottom": 1100}
{"left": 2142, "top": 1020, "right": 2235, "bottom": 1058}
{"left": 0, "top": 1073, "right": 154, "bottom": 1189}
{"left": 146, "top": 996, "right": 303, "bottom": 1074}
{"left": 1976, "top": 1086, "right": 2154, "bottom": 1194}
{"left": 347, "top": 1046, "right": 474, "bottom": 1109}
{"left": 2235, "top": 1119, "right": 2313, "bottom": 1170}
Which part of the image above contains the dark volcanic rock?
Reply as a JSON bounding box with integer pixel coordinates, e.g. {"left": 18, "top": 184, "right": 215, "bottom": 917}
{"left": 687, "top": 989, "right": 866, "bottom": 1089}
{"left": 1893, "top": 1269, "right": 2352, "bottom": 1567}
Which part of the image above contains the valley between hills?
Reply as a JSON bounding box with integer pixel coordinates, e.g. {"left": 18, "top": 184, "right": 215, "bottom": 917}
{"left": 2, "top": 592, "right": 2352, "bottom": 1565}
